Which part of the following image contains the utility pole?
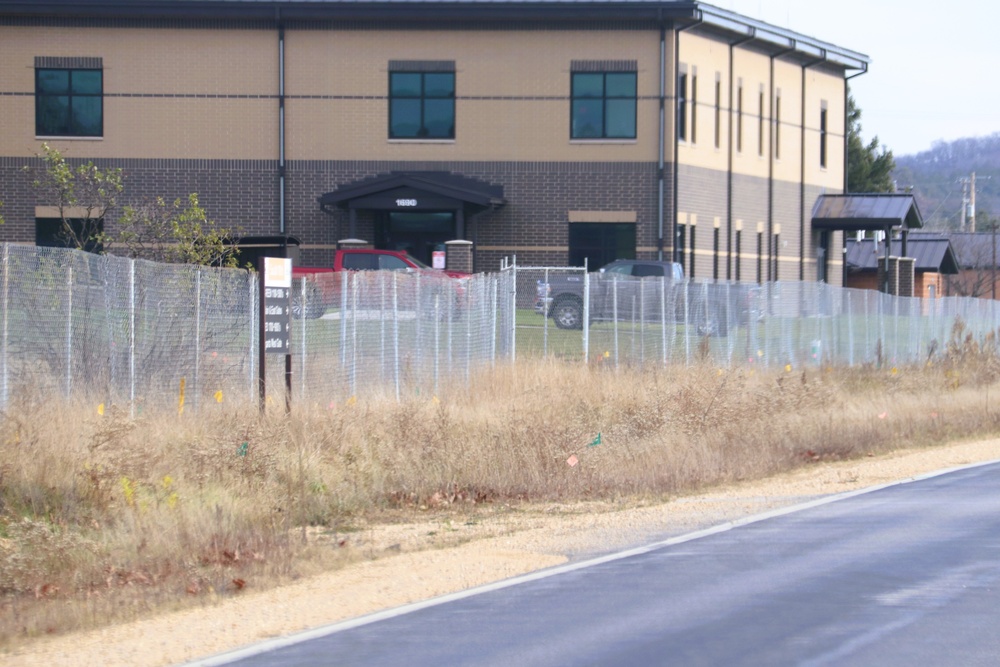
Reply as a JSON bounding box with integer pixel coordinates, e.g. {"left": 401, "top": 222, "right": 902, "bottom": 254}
{"left": 970, "top": 172, "right": 977, "bottom": 232}
{"left": 958, "top": 173, "right": 975, "bottom": 231}
{"left": 959, "top": 172, "right": 987, "bottom": 231}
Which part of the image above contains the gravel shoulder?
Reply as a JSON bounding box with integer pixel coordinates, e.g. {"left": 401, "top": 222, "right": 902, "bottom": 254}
{"left": 7, "top": 437, "right": 1000, "bottom": 667}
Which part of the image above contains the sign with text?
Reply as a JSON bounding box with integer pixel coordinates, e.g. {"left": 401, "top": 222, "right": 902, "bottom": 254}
{"left": 262, "top": 257, "right": 291, "bottom": 354}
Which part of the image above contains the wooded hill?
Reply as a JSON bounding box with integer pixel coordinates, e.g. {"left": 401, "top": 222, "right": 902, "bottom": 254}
{"left": 893, "top": 133, "right": 1000, "bottom": 230}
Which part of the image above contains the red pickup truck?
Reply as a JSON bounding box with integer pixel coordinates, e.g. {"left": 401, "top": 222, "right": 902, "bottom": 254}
{"left": 291, "top": 249, "right": 469, "bottom": 318}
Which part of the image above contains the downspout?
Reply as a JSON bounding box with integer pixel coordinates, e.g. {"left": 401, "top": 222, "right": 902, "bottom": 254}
{"left": 767, "top": 45, "right": 795, "bottom": 282}
{"left": 670, "top": 13, "right": 702, "bottom": 264}
{"left": 657, "top": 21, "right": 666, "bottom": 261}
{"left": 726, "top": 31, "right": 755, "bottom": 280}
{"left": 843, "top": 64, "right": 868, "bottom": 286}
{"left": 277, "top": 12, "right": 287, "bottom": 236}
{"left": 799, "top": 51, "right": 826, "bottom": 281}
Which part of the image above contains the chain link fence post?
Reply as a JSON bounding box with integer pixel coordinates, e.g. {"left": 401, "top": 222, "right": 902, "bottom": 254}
{"left": 583, "top": 259, "right": 590, "bottom": 365}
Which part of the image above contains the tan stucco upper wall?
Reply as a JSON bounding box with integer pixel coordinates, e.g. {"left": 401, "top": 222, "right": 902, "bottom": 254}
{"left": 675, "top": 31, "right": 730, "bottom": 172}
{"left": 803, "top": 69, "right": 845, "bottom": 190}
{"left": 284, "top": 29, "right": 662, "bottom": 162}
{"left": 0, "top": 23, "right": 849, "bottom": 175}
{"left": 0, "top": 25, "right": 278, "bottom": 159}
{"left": 675, "top": 32, "right": 845, "bottom": 190}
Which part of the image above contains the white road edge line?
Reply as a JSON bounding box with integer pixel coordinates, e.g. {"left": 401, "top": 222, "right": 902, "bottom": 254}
{"left": 180, "top": 457, "right": 1000, "bottom": 666}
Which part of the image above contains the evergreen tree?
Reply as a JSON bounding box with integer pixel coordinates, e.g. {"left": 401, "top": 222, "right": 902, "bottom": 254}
{"left": 847, "top": 94, "right": 895, "bottom": 193}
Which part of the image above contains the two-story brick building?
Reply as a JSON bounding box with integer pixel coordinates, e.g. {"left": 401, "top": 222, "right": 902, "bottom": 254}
{"left": 0, "top": 0, "right": 867, "bottom": 280}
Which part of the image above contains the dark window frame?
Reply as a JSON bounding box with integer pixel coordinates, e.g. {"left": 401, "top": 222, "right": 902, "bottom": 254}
{"left": 756, "top": 231, "right": 763, "bottom": 284}
{"left": 35, "top": 67, "right": 103, "bottom": 138}
{"left": 819, "top": 105, "right": 828, "bottom": 168}
{"left": 736, "top": 83, "right": 744, "bottom": 153}
{"left": 691, "top": 73, "right": 698, "bottom": 144}
{"left": 35, "top": 217, "right": 104, "bottom": 252}
{"left": 772, "top": 233, "right": 780, "bottom": 281}
{"left": 677, "top": 71, "right": 688, "bottom": 142}
{"left": 568, "top": 222, "right": 636, "bottom": 268}
{"left": 735, "top": 229, "right": 742, "bottom": 282}
{"left": 388, "top": 70, "right": 456, "bottom": 140}
{"left": 758, "top": 89, "right": 765, "bottom": 157}
{"left": 688, "top": 223, "right": 696, "bottom": 280}
{"left": 713, "top": 225, "right": 720, "bottom": 281}
{"left": 714, "top": 77, "right": 721, "bottom": 149}
{"left": 774, "top": 92, "right": 782, "bottom": 159}
{"left": 675, "top": 224, "right": 686, "bottom": 266}
{"left": 571, "top": 71, "right": 638, "bottom": 140}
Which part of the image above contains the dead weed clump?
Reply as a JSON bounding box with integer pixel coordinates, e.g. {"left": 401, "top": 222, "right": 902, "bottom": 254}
{"left": 3, "top": 355, "right": 1000, "bottom": 643}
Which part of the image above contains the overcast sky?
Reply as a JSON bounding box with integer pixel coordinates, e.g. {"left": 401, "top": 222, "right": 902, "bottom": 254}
{"left": 717, "top": 0, "right": 1000, "bottom": 156}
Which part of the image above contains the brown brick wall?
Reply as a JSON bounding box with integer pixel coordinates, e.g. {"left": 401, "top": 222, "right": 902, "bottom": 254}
{"left": 1, "top": 156, "right": 279, "bottom": 244}
{"left": 2, "top": 156, "right": 665, "bottom": 273}
{"left": 287, "top": 160, "right": 664, "bottom": 272}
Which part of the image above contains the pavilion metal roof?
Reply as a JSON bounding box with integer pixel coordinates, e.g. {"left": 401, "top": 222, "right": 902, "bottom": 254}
{"left": 812, "top": 194, "right": 924, "bottom": 232}
{"left": 920, "top": 231, "right": 1000, "bottom": 271}
{"left": 844, "top": 234, "right": 958, "bottom": 275}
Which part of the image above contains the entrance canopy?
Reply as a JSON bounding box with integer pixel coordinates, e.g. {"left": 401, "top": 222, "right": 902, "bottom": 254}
{"left": 318, "top": 171, "right": 504, "bottom": 216}
{"left": 811, "top": 194, "right": 923, "bottom": 232}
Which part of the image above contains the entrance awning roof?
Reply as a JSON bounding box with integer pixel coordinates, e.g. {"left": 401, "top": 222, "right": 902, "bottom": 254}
{"left": 811, "top": 194, "right": 924, "bottom": 232}
{"left": 318, "top": 171, "right": 505, "bottom": 213}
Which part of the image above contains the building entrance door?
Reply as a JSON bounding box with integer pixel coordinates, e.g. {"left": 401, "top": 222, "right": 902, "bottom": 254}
{"left": 377, "top": 212, "right": 456, "bottom": 266}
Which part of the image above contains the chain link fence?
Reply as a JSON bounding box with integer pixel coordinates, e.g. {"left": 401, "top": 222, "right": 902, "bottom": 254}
{"left": 290, "top": 268, "right": 513, "bottom": 405}
{"left": 4, "top": 245, "right": 1000, "bottom": 414}
{"left": 2, "top": 244, "right": 255, "bottom": 413}
{"left": 522, "top": 261, "right": 1000, "bottom": 370}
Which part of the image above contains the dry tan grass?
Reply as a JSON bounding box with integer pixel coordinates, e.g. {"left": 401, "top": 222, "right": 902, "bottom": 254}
{"left": 3, "top": 323, "right": 1000, "bottom": 644}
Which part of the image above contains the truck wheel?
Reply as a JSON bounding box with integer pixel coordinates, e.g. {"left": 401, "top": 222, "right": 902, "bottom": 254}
{"left": 552, "top": 298, "right": 583, "bottom": 330}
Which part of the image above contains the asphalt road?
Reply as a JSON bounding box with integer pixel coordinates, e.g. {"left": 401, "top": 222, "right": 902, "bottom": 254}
{"left": 192, "top": 460, "right": 1000, "bottom": 667}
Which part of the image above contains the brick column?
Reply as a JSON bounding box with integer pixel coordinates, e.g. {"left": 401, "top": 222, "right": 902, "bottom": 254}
{"left": 878, "top": 257, "right": 900, "bottom": 295}
{"left": 897, "top": 257, "right": 915, "bottom": 298}
{"left": 445, "top": 240, "right": 473, "bottom": 274}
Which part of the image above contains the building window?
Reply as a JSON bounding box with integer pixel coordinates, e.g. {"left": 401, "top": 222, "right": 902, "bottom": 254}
{"left": 691, "top": 72, "right": 698, "bottom": 144}
{"left": 675, "top": 224, "right": 686, "bottom": 266}
{"left": 713, "top": 225, "right": 720, "bottom": 281}
{"left": 688, "top": 223, "right": 696, "bottom": 280}
{"left": 774, "top": 91, "right": 782, "bottom": 159}
{"left": 772, "top": 233, "right": 780, "bottom": 281}
{"left": 819, "top": 103, "right": 828, "bottom": 168}
{"left": 756, "top": 230, "right": 763, "bottom": 284}
{"left": 735, "top": 228, "right": 742, "bottom": 282}
{"left": 714, "top": 76, "right": 721, "bottom": 149}
{"left": 35, "top": 218, "right": 103, "bottom": 252}
{"left": 736, "top": 82, "right": 744, "bottom": 153}
{"left": 676, "top": 71, "right": 688, "bottom": 141}
{"left": 758, "top": 88, "right": 765, "bottom": 157}
{"left": 389, "top": 69, "right": 455, "bottom": 139}
{"left": 568, "top": 223, "right": 635, "bottom": 268}
{"left": 35, "top": 65, "right": 103, "bottom": 137}
{"left": 571, "top": 71, "right": 637, "bottom": 139}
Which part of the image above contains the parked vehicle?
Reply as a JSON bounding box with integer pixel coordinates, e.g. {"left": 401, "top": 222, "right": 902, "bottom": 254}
{"left": 535, "top": 260, "right": 683, "bottom": 330}
{"left": 535, "top": 259, "right": 760, "bottom": 336}
{"left": 291, "top": 249, "right": 469, "bottom": 319}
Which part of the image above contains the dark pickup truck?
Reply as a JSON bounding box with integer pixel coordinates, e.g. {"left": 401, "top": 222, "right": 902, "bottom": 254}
{"left": 535, "top": 259, "right": 760, "bottom": 335}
